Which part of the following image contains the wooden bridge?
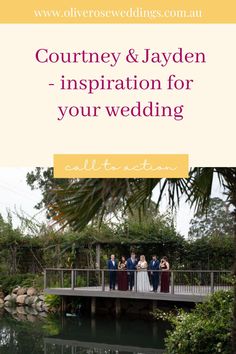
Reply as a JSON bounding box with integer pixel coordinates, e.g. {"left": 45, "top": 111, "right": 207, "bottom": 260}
{"left": 44, "top": 268, "right": 232, "bottom": 308}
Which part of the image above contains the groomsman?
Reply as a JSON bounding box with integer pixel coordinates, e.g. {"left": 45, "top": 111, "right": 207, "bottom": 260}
{"left": 149, "top": 255, "right": 160, "bottom": 292}
{"left": 107, "top": 254, "right": 118, "bottom": 290}
{"left": 126, "top": 252, "right": 138, "bottom": 290}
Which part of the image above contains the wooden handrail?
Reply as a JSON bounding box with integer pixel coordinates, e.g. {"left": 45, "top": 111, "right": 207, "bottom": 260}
{"left": 44, "top": 268, "right": 232, "bottom": 273}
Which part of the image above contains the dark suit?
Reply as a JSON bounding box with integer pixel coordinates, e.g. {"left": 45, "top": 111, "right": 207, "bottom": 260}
{"left": 149, "top": 259, "right": 160, "bottom": 291}
{"left": 126, "top": 257, "right": 138, "bottom": 290}
{"left": 107, "top": 259, "right": 118, "bottom": 290}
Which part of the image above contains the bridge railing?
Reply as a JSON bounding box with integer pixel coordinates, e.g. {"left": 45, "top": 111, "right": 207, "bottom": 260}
{"left": 44, "top": 268, "right": 232, "bottom": 295}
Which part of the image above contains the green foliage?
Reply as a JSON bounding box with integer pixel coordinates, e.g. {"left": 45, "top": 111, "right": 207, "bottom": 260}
{"left": 189, "top": 197, "right": 234, "bottom": 239}
{"left": 0, "top": 273, "right": 43, "bottom": 294}
{"left": 23, "top": 169, "right": 236, "bottom": 272}
{"left": 185, "top": 234, "right": 233, "bottom": 270}
{"left": 76, "top": 275, "right": 86, "bottom": 287}
{"left": 153, "top": 291, "right": 233, "bottom": 353}
{"left": 32, "top": 169, "right": 236, "bottom": 236}
{"left": 220, "top": 273, "right": 236, "bottom": 285}
{"left": 44, "top": 294, "right": 61, "bottom": 309}
{"left": 26, "top": 167, "right": 71, "bottom": 215}
{"left": 0, "top": 208, "right": 233, "bottom": 274}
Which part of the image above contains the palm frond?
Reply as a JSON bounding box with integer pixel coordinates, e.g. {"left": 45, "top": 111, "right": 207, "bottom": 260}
{"left": 47, "top": 169, "right": 236, "bottom": 232}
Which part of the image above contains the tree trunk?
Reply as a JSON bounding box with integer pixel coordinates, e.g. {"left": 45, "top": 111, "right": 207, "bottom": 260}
{"left": 10, "top": 245, "right": 17, "bottom": 275}
{"left": 88, "top": 243, "right": 94, "bottom": 269}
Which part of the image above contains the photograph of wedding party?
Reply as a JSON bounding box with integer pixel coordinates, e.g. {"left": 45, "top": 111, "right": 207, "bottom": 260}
{"left": 0, "top": 167, "right": 235, "bottom": 354}
{"left": 108, "top": 253, "right": 170, "bottom": 293}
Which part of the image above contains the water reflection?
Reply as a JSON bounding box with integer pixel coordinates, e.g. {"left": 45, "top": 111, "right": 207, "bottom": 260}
{"left": 44, "top": 339, "right": 163, "bottom": 354}
{"left": 0, "top": 309, "right": 167, "bottom": 354}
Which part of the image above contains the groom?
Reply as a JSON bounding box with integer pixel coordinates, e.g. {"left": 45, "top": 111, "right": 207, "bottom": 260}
{"left": 107, "top": 254, "right": 118, "bottom": 290}
{"left": 126, "top": 252, "right": 138, "bottom": 291}
{"left": 149, "top": 255, "right": 160, "bottom": 292}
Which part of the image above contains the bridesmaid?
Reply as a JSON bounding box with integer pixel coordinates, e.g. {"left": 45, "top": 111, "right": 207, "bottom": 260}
{"left": 117, "top": 256, "right": 128, "bottom": 291}
{"left": 160, "top": 256, "right": 170, "bottom": 293}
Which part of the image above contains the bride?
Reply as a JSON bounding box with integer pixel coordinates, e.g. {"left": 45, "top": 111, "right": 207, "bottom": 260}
{"left": 136, "top": 255, "right": 150, "bottom": 292}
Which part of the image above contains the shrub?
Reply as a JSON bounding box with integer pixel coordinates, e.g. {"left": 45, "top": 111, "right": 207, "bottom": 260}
{"left": 0, "top": 273, "right": 43, "bottom": 294}
{"left": 44, "top": 294, "right": 61, "bottom": 309}
{"left": 153, "top": 290, "right": 233, "bottom": 353}
{"left": 76, "top": 275, "right": 86, "bottom": 287}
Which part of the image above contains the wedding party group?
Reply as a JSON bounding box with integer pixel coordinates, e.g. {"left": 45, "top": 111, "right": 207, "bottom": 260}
{"left": 107, "top": 252, "right": 170, "bottom": 293}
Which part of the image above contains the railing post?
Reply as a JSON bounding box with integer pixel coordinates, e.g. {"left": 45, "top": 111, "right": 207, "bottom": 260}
{"left": 71, "top": 269, "right": 75, "bottom": 290}
{"left": 171, "top": 271, "right": 175, "bottom": 294}
{"left": 102, "top": 270, "right": 105, "bottom": 291}
{"left": 210, "top": 271, "right": 214, "bottom": 293}
{"left": 44, "top": 269, "right": 47, "bottom": 289}
{"left": 135, "top": 270, "right": 137, "bottom": 292}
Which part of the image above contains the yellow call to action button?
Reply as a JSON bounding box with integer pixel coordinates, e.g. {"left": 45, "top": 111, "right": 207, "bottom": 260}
{"left": 54, "top": 154, "right": 189, "bottom": 178}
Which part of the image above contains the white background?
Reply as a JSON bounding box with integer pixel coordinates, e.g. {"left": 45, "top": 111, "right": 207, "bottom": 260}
{"left": 0, "top": 24, "right": 235, "bottom": 167}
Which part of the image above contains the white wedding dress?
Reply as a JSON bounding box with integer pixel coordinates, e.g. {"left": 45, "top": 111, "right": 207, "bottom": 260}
{"left": 137, "top": 261, "right": 150, "bottom": 292}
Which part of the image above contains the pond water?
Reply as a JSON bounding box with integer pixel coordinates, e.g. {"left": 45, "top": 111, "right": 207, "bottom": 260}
{"left": 0, "top": 309, "right": 168, "bottom": 354}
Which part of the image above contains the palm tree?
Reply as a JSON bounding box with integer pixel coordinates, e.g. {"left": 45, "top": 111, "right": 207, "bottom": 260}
{"left": 48, "top": 167, "right": 236, "bottom": 349}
